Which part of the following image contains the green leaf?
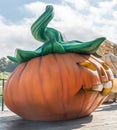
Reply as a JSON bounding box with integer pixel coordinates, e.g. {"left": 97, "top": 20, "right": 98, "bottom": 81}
{"left": 41, "top": 41, "right": 65, "bottom": 55}
{"left": 63, "top": 37, "right": 106, "bottom": 54}
{"left": 8, "top": 5, "right": 106, "bottom": 64}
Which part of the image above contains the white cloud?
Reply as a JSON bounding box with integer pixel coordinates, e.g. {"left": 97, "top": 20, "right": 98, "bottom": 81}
{"left": 112, "top": 11, "right": 117, "bottom": 19}
{"left": 62, "top": 0, "right": 90, "bottom": 10}
{"left": 24, "top": 1, "right": 46, "bottom": 16}
{"left": 0, "top": 0, "right": 117, "bottom": 58}
{"left": 0, "top": 17, "right": 40, "bottom": 57}
{"left": 24, "top": 1, "right": 99, "bottom": 41}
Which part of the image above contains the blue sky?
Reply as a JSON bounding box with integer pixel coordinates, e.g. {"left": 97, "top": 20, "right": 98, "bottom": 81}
{"left": 0, "top": 0, "right": 59, "bottom": 22}
{"left": 0, "top": 0, "right": 117, "bottom": 57}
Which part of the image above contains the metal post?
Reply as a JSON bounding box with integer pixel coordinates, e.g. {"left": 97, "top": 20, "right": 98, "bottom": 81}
{"left": 2, "top": 79, "right": 4, "bottom": 111}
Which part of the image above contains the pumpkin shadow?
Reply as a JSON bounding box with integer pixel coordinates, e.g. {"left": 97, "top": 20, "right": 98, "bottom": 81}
{"left": 95, "top": 102, "right": 117, "bottom": 112}
{"left": 0, "top": 114, "right": 93, "bottom": 130}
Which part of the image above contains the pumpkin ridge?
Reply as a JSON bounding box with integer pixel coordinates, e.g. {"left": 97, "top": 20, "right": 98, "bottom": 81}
{"left": 4, "top": 78, "right": 15, "bottom": 112}
{"left": 81, "top": 55, "right": 104, "bottom": 83}
{"left": 54, "top": 54, "right": 68, "bottom": 117}
{"left": 68, "top": 53, "right": 86, "bottom": 84}
{"left": 77, "top": 91, "right": 89, "bottom": 116}
{"left": 49, "top": 54, "right": 66, "bottom": 114}
{"left": 38, "top": 57, "right": 52, "bottom": 114}
{"left": 77, "top": 63, "right": 88, "bottom": 90}
{"left": 82, "top": 55, "right": 102, "bottom": 85}
{"left": 87, "top": 93, "right": 102, "bottom": 114}
{"left": 32, "top": 58, "right": 44, "bottom": 108}
{"left": 68, "top": 53, "right": 83, "bottom": 92}
{"left": 15, "top": 62, "right": 32, "bottom": 116}
{"left": 83, "top": 92, "right": 99, "bottom": 116}
{"left": 18, "top": 63, "right": 28, "bottom": 79}
{"left": 56, "top": 54, "right": 70, "bottom": 107}
{"left": 90, "top": 55, "right": 114, "bottom": 81}
{"left": 7, "top": 63, "right": 27, "bottom": 115}
{"left": 92, "top": 95, "right": 104, "bottom": 111}
{"left": 69, "top": 53, "right": 98, "bottom": 90}
{"left": 76, "top": 89, "right": 86, "bottom": 117}
{"left": 96, "top": 96, "right": 107, "bottom": 107}
{"left": 39, "top": 55, "right": 59, "bottom": 113}
{"left": 56, "top": 54, "right": 79, "bottom": 114}
{"left": 84, "top": 55, "right": 108, "bottom": 83}
{"left": 30, "top": 58, "right": 48, "bottom": 115}
{"left": 70, "top": 54, "right": 89, "bottom": 90}
{"left": 31, "top": 57, "right": 51, "bottom": 115}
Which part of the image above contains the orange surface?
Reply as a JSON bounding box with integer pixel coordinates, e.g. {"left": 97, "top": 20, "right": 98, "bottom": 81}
{"left": 3, "top": 53, "right": 113, "bottom": 121}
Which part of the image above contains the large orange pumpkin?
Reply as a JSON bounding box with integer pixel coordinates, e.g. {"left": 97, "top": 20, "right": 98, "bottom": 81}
{"left": 3, "top": 5, "right": 114, "bottom": 121}
{"left": 4, "top": 53, "right": 114, "bottom": 121}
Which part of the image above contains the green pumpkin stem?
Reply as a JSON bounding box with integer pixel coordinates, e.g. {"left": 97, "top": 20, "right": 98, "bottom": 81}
{"left": 7, "top": 5, "right": 106, "bottom": 63}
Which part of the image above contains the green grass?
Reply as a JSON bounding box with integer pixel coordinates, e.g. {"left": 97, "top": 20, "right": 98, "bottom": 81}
{"left": 0, "top": 87, "right": 2, "bottom": 95}
{"left": 0, "top": 72, "right": 10, "bottom": 79}
{"left": 0, "top": 86, "right": 3, "bottom": 97}
{"left": 0, "top": 97, "right": 1, "bottom": 102}
{"left": 0, "top": 85, "right": 2, "bottom": 95}
{"left": 0, "top": 72, "right": 10, "bottom": 86}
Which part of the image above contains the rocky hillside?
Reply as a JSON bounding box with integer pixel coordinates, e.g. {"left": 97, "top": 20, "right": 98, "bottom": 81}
{"left": 97, "top": 40, "right": 117, "bottom": 56}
